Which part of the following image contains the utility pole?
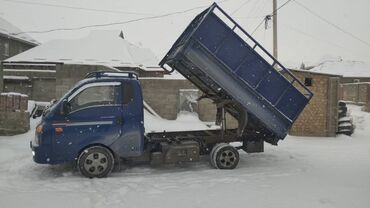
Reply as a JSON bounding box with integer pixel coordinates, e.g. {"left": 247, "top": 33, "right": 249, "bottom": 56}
{"left": 273, "top": 0, "right": 278, "bottom": 59}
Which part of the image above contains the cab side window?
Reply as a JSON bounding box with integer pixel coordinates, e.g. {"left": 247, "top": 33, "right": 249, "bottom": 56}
{"left": 69, "top": 85, "right": 119, "bottom": 112}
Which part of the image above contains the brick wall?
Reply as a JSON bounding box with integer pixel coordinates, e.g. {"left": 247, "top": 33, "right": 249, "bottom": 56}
{"left": 0, "top": 92, "right": 30, "bottom": 135}
{"left": 288, "top": 71, "right": 339, "bottom": 137}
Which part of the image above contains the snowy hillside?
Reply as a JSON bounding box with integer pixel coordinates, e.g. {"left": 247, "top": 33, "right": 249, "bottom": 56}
{"left": 0, "top": 104, "right": 369, "bottom": 208}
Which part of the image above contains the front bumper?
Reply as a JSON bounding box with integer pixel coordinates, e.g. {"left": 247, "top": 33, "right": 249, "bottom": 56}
{"left": 30, "top": 141, "right": 52, "bottom": 164}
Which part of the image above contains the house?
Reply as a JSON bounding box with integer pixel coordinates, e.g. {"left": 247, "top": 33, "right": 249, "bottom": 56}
{"left": 1, "top": 30, "right": 164, "bottom": 101}
{"left": 282, "top": 69, "right": 341, "bottom": 137}
{"left": 0, "top": 17, "right": 38, "bottom": 61}
{"left": 0, "top": 17, "right": 39, "bottom": 96}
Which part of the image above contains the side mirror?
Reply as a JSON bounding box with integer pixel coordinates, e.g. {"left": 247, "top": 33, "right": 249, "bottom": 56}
{"left": 60, "top": 99, "right": 70, "bottom": 115}
{"left": 51, "top": 99, "right": 57, "bottom": 105}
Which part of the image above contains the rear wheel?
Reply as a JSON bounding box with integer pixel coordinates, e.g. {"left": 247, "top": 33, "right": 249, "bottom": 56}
{"left": 77, "top": 146, "right": 114, "bottom": 178}
{"left": 210, "top": 144, "right": 239, "bottom": 169}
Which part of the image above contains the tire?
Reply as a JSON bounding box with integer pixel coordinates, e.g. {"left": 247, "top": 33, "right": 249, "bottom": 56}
{"left": 210, "top": 143, "right": 228, "bottom": 168}
{"left": 77, "top": 146, "right": 115, "bottom": 178}
{"left": 211, "top": 144, "right": 239, "bottom": 169}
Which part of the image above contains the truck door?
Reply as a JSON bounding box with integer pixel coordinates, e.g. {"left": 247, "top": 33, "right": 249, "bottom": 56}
{"left": 110, "top": 81, "right": 144, "bottom": 158}
{"left": 53, "top": 82, "right": 123, "bottom": 160}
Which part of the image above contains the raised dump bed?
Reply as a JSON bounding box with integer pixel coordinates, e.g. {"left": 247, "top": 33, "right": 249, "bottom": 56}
{"left": 160, "top": 3, "right": 313, "bottom": 144}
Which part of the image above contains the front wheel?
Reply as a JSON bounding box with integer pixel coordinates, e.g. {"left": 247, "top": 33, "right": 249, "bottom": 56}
{"left": 210, "top": 144, "right": 239, "bottom": 169}
{"left": 77, "top": 146, "right": 114, "bottom": 178}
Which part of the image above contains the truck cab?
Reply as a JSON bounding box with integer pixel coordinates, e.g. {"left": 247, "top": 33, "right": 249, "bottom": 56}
{"left": 31, "top": 72, "right": 145, "bottom": 176}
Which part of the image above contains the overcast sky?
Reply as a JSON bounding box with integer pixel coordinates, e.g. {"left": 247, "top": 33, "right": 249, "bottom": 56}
{"left": 1, "top": 0, "right": 370, "bottom": 67}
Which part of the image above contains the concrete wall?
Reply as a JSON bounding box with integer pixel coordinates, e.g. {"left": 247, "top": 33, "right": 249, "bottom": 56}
{"left": 364, "top": 86, "right": 370, "bottom": 112}
{"left": 2, "top": 63, "right": 150, "bottom": 101}
{"left": 140, "top": 78, "right": 196, "bottom": 120}
{"left": 0, "top": 92, "right": 29, "bottom": 135}
{"left": 0, "top": 64, "right": 3, "bottom": 93}
{"left": 341, "top": 83, "right": 370, "bottom": 104}
{"left": 55, "top": 64, "right": 116, "bottom": 98}
{"left": 31, "top": 78, "right": 56, "bottom": 101}
{"left": 140, "top": 78, "right": 238, "bottom": 128}
{"left": 340, "top": 77, "right": 370, "bottom": 84}
{"left": 288, "top": 71, "right": 339, "bottom": 137}
{"left": 0, "top": 36, "right": 36, "bottom": 61}
{"left": 2, "top": 68, "right": 56, "bottom": 101}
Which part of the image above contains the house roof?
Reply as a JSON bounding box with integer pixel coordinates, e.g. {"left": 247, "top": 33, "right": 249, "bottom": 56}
{"left": 309, "top": 60, "right": 370, "bottom": 78}
{"left": 4, "top": 30, "right": 162, "bottom": 71}
{"left": 0, "top": 17, "right": 39, "bottom": 45}
{"left": 287, "top": 68, "right": 342, "bottom": 77}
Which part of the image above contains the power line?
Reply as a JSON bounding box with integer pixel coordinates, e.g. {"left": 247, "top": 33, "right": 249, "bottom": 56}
{"left": 282, "top": 24, "right": 370, "bottom": 61}
{"left": 9, "top": 0, "right": 232, "bottom": 36}
{"left": 274, "top": 0, "right": 293, "bottom": 16}
{"left": 231, "top": 0, "right": 252, "bottom": 15}
{"left": 251, "top": 0, "right": 294, "bottom": 34}
{"left": 1, "top": 0, "right": 155, "bottom": 16}
{"left": 294, "top": 0, "right": 370, "bottom": 48}
{"left": 251, "top": 19, "right": 265, "bottom": 35}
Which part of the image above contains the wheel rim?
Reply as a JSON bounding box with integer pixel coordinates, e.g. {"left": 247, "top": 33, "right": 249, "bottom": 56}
{"left": 219, "top": 150, "right": 237, "bottom": 168}
{"left": 83, "top": 152, "right": 109, "bottom": 176}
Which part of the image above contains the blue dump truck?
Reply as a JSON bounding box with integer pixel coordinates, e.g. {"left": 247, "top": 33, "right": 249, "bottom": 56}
{"left": 31, "top": 3, "right": 313, "bottom": 178}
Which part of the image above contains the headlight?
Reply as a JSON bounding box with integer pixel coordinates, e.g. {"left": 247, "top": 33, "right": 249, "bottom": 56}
{"left": 36, "top": 124, "right": 43, "bottom": 135}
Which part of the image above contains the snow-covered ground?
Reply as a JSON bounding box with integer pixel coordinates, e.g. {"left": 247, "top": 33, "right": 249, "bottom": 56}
{"left": 0, "top": 104, "right": 370, "bottom": 208}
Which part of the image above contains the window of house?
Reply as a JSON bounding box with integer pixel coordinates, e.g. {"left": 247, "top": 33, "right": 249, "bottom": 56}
{"left": 354, "top": 79, "right": 360, "bottom": 83}
{"left": 4, "top": 42, "right": 9, "bottom": 56}
{"left": 304, "top": 77, "right": 313, "bottom": 87}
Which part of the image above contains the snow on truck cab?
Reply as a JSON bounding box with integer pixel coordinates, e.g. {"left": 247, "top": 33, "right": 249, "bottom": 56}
{"left": 31, "top": 3, "right": 313, "bottom": 178}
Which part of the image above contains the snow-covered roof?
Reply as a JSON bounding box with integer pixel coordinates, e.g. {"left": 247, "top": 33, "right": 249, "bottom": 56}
{"left": 310, "top": 60, "right": 370, "bottom": 78}
{"left": 5, "top": 30, "right": 162, "bottom": 71}
{"left": 0, "top": 17, "right": 39, "bottom": 45}
{"left": 288, "top": 68, "right": 342, "bottom": 77}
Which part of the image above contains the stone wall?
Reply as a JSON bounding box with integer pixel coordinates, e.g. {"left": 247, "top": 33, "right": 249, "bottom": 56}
{"left": 0, "top": 92, "right": 30, "bottom": 135}
{"left": 288, "top": 71, "right": 339, "bottom": 137}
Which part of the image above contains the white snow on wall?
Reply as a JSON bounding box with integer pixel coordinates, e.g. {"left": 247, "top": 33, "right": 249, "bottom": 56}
{"left": 5, "top": 30, "right": 162, "bottom": 71}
